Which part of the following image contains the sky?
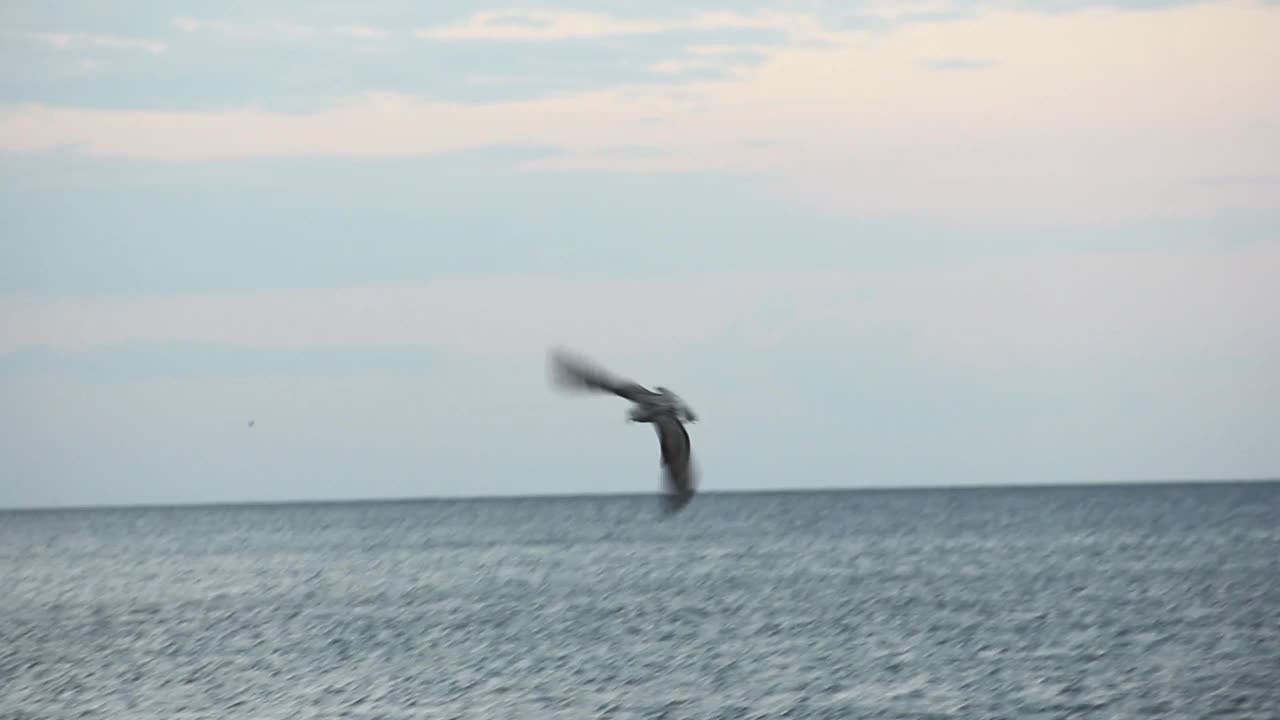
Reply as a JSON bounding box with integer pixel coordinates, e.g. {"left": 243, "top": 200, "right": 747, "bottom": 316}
{"left": 1, "top": 0, "right": 1278, "bottom": 508}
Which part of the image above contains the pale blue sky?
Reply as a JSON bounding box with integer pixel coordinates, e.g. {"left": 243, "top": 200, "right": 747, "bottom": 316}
{"left": 2, "top": 0, "right": 1277, "bottom": 508}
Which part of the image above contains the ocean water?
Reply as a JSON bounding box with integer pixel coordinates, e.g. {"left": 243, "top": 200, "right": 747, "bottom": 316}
{"left": 1, "top": 482, "right": 1277, "bottom": 719}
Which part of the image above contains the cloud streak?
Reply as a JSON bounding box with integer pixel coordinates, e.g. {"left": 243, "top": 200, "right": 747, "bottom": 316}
{"left": 3, "top": 1, "right": 1275, "bottom": 226}
{"left": 5, "top": 243, "right": 1277, "bottom": 365}
{"left": 171, "top": 17, "right": 320, "bottom": 41}
{"left": 415, "top": 9, "right": 825, "bottom": 42}
{"left": 924, "top": 56, "right": 995, "bottom": 71}
{"left": 170, "top": 16, "right": 397, "bottom": 44}
{"left": 26, "top": 31, "right": 168, "bottom": 55}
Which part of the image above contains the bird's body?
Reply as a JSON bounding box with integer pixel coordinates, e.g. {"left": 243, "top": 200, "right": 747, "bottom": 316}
{"left": 550, "top": 348, "right": 698, "bottom": 515}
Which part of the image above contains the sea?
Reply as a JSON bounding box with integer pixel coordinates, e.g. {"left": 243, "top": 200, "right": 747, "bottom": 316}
{"left": 1, "top": 482, "right": 1277, "bottom": 719}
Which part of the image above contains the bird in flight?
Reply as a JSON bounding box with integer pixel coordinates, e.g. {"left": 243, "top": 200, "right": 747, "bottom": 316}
{"left": 550, "top": 347, "right": 699, "bottom": 516}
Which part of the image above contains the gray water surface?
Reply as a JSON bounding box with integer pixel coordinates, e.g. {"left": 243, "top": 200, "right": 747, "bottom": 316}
{"left": 3, "top": 482, "right": 1278, "bottom": 718}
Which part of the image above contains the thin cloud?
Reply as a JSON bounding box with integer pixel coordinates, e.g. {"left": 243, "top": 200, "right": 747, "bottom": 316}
{"left": 3, "top": 1, "right": 1276, "bottom": 226}
{"left": 647, "top": 45, "right": 768, "bottom": 77}
{"left": 347, "top": 26, "right": 390, "bottom": 40}
{"left": 415, "top": 10, "right": 825, "bottom": 43}
{"left": 171, "top": 17, "right": 297, "bottom": 39}
{"left": 924, "top": 56, "right": 995, "bottom": 70}
{"left": 859, "top": 0, "right": 960, "bottom": 21}
{"left": 27, "top": 31, "right": 168, "bottom": 55}
{"left": 171, "top": 17, "right": 385, "bottom": 43}
{"left": 1195, "top": 174, "right": 1280, "bottom": 186}
{"left": 4, "top": 243, "right": 1276, "bottom": 366}
{"left": 416, "top": 11, "right": 671, "bottom": 41}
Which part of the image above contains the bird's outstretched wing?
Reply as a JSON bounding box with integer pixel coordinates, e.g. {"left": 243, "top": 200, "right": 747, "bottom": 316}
{"left": 549, "top": 347, "right": 659, "bottom": 403}
{"left": 654, "top": 413, "right": 696, "bottom": 516}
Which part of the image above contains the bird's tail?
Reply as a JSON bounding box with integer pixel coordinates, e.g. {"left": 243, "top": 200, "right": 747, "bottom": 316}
{"left": 660, "top": 489, "right": 694, "bottom": 518}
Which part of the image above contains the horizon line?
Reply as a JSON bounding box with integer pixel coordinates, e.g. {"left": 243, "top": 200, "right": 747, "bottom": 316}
{"left": 2, "top": 476, "right": 1277, "bottom": 514}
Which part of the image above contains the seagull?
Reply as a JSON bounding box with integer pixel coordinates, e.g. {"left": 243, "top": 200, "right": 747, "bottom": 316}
{"left": 550, "top": 347, "right": 698, "bottom": 516}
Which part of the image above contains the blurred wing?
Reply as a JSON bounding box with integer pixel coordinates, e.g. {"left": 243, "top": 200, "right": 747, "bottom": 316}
{"left": 550, "top": 347, "right": 658, "bottom": 403}
{"left": 654, "top": 414, "right": 695, "bottom": 515}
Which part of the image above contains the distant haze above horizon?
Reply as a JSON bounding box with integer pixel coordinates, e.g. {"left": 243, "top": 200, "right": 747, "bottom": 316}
{"left": 3, "top": 479, "right": 1279, "bottom": 514}
{"left": 3, "top": 0, "right": 1278, "bottom": 509}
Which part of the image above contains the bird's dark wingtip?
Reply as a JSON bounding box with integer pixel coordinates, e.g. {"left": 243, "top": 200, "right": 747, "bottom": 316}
{"left": 549, "top": 346, "right": 616, "bottom": 394}
{"left": 548, "top": 346, "right": 578, "bottom": 386}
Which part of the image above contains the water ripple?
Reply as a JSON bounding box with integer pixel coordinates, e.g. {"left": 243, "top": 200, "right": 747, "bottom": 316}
{"left": 2, "top": 483, "right": 1277, "bottom": 718}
